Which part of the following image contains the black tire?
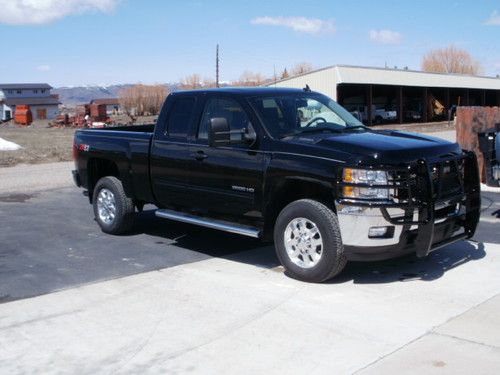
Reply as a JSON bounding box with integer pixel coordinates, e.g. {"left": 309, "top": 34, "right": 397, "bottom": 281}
{"left": 92, "top": 176, "right": 134, "bottom": 234}
{"left": 274, "top": 199, "right": 346, "bottom": 283}
{"left": 374, "top": 116, "right": 383, "bottom": 124}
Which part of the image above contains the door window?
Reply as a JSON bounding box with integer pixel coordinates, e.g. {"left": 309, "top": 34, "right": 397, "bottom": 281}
{"left": 166, "top": 97, "right": 196, "bottom": 140}
{"left": 198, "top": 97, "right": 252, "bottom": 144}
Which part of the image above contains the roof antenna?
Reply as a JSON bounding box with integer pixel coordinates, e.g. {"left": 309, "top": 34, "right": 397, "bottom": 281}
{"left": 303, "top": 84, "right": 311, "bottom": 92}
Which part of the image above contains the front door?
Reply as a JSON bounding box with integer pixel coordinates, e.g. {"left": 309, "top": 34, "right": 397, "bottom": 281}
{"left": 37, "top": 108, "right": 47, "bottom": 119}
{"left": 188, "top": 96, "right": 265, "bottom": 217}
{"left": 150, "top": 96, "right": 198, "bottom": 208}
{"left": 5, "top": 110, "right": 11, "bottom": 120}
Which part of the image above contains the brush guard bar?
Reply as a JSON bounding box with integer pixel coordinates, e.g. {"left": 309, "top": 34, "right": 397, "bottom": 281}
{"left": 336, "top": 151, "right": 481, "bottom": 257}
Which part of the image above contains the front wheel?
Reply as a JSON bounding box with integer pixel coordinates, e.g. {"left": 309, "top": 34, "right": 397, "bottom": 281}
{"left": 92, "top": 176, "right": 135, "bottom": 234}
{"left": 274, "top": 199, "right": 346, "bottom": 283}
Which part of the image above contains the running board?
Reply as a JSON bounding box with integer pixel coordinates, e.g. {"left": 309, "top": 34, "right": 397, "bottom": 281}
{"left": 155, "top": 209, "right": 261, "bottom": 238}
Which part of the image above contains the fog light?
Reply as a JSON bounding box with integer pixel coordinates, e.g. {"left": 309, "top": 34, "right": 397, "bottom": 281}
{"left": 368, "top": 226, "right": 394, "bottom": 238}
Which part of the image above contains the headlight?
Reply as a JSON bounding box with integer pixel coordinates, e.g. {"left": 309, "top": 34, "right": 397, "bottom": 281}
{"left": 342, "top": 168, "right": 390, "bottom": 200}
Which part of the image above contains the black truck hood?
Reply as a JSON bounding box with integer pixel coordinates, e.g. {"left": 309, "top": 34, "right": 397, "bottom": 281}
{"left": 285, "top": 130, "right": 461, "bottom": 164}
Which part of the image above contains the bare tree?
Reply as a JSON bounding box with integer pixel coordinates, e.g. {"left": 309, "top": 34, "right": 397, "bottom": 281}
{"left": 290, "top": 62, "right": 313, "bottom": 76}
{"left": 421, "top": 45, "right": 482, "bottom": 75}
{"left": 280, "top": 68, "right": 289, "bottom": 79}
{"left": 119, "top": 84, "right": 169, "bottom": 117}
{"left": 180, "top": 74, "right": 203, "bottom": 90}
{"left": 202, "top": 76, "right": 217, "bottom": 88}
{"left": 234, "top": 71, "right": 268, "bottom": 86}
{"left": 119, "top": 86, "right": 136, "bottom": 116}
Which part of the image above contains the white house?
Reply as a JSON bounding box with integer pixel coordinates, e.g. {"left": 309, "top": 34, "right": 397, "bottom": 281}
{"left": 0, "top": 83, "right": 60, "bottom": 121}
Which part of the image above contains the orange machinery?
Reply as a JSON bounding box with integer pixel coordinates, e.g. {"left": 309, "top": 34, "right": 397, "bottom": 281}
{"left": 14, "top": 105, "right": 33, "bottom": 125}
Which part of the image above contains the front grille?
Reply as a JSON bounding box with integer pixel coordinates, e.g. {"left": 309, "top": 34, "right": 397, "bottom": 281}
{"left": 391, "top": 157, "right": 464, "bottom": 205}
{"left": 430, "top": 159, "right": 463, "bottom": 199}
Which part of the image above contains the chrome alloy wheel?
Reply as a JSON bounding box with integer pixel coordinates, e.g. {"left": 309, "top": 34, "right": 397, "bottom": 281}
{"left": 97, "top": 188, "right": 116, "bottom": 224}
{"left": 284, "top": 217, "right": 323, "bottom": 269}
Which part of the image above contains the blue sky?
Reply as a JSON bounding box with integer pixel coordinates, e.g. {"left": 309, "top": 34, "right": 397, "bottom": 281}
{"left": 0, "top": 0, "right": 499, "bottom": 87}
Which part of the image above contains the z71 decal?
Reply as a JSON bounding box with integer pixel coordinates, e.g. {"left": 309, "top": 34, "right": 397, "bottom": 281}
{"left": 78, "top": 144, "right": 90, "bottom": 152}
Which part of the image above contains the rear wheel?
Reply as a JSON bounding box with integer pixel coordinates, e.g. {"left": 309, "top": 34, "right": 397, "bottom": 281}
{"left": 274, "top": 199, "right": 346, "bottom": 283}
{"left": 93, "top": 176, "right": 134, "bottom": 234}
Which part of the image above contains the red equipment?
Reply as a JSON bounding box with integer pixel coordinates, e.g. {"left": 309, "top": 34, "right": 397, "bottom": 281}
{"left": 14, "top": 105, "right": 33, "bottom": 125}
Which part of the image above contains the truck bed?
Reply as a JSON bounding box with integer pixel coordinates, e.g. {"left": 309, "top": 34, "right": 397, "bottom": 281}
{"left": 74, "top": 124, "right": 155, "bottom": 204}
{"left": 95, "top": 124, "right": 155, "bottom": 133}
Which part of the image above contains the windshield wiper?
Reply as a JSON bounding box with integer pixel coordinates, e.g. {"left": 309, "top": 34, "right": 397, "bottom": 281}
{"left": 280, "top": 128, "right": 343, "bottom": 138}
{"left": 344, "top": 125, "right": 368, "bottom": 131}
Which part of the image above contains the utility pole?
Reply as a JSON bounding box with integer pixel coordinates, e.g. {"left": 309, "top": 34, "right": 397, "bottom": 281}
{"left": 216, "top": 44, "right": 220, "bottom": 88}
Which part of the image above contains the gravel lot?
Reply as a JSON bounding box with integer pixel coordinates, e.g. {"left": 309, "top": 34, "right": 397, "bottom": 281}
{"left": 1, "top": 128, "right": 499, "bottom": 374}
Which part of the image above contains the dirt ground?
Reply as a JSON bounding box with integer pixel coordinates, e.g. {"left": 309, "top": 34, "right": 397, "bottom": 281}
{"left": 0, "top": 119, "right": 455, "bottom": 168}
{"left": 0, "top": 121, "right": 75, "bottom": 167}
{"left": 0, "top": 115, "right": 157, "bottom": 167}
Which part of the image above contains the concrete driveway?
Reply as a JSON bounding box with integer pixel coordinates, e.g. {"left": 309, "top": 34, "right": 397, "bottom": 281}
{"left": 0, "top": 161, "right": 499, "bottom": 374}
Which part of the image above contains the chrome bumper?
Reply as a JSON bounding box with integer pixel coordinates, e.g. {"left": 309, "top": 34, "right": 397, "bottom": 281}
{"left": 335, "top": 202, "right": 466, "bottom": 248}
{"left": 336, "top": 204, "right": 404, "bottom": 247}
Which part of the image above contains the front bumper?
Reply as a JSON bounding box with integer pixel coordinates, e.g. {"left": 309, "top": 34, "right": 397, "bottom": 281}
{"left": 335, "top": 152, "right": 481, "bottom": 261}
{"left": 337, "top": 202, "right": 469, "bottom": 261}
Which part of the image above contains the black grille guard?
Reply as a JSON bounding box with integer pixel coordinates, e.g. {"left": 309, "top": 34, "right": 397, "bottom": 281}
{"left": 336, "top": 151, "right": 481, "bottom": 257}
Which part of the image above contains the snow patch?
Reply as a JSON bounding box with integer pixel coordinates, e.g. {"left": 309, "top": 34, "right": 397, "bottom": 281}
{"left": 0, "top": 137, "right": 21, "bottom": 151}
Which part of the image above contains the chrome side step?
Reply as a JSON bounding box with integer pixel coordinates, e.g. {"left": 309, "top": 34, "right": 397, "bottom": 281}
{"left": 155, "top": 209, "right": 261, "bottom": 238}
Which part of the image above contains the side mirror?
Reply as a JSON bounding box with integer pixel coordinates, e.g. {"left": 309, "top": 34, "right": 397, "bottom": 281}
{"left": 243, "top": 126, "right": 257, "bottom": 146}
{"left": 208, "top": 117, "right": 257, "bottom": 147}
{"left": 209, "top": 117, "right": 230, "bottom": 147}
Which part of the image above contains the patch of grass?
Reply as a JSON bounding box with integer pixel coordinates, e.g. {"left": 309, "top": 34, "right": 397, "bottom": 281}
{"left": 0, "top": 125, "right": 75, "bottom": 167}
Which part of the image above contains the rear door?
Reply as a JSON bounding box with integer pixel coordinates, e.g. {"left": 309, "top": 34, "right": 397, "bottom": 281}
{"left": 150, "top": 95, "right": 199, "bottom": 208}
{"left": 187, "top": 95, "right": 265, "bottom": 216}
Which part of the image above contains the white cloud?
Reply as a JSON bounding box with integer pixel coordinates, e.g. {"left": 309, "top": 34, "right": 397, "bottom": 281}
{"left": 251, "top": 16, "right": 336, "bottom": 35}
{"left": 484, "top": 10, "right": 500, "bottom": 25}
{"left": 369, "top": 29, "right": 402, "bottom": 44}
{"left": 0, "top": 0, "right": 118, "bottom": 25}
{"left": 36, "top": 64, "right": 51, "bottom": 71}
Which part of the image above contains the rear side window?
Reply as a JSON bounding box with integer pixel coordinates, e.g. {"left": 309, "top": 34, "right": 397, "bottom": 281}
{"left": 167, "top": 97, "right": 196, "bottom": 139}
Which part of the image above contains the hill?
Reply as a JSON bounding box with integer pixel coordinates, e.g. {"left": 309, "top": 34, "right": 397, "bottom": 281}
{"left": 53, "top": 84, "right": 176, "bottom": 105}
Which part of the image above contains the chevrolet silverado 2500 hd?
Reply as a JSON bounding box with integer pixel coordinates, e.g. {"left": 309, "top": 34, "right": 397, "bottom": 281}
{"left": 72, "top": 88, "right": 480, "bottom": 282}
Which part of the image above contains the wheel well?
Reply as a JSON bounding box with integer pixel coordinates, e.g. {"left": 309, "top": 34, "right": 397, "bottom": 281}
{"left": 87, "top": 158, "right": 119, "bottom": 202}
{"left": 263, "top": 179, "right": 335, "bottom": 241}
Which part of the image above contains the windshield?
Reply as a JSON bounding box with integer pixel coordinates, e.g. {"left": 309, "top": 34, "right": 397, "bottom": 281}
{"left": 249, "top": 93, "right": 364, "bottom": 139}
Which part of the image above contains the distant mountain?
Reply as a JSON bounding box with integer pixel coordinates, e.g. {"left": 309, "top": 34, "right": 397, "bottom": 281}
{"left": 53, "top": 85, "right": 131, "bottom": 105}
{"left": 54, "top": 84, "right": 177, "bottom": 105}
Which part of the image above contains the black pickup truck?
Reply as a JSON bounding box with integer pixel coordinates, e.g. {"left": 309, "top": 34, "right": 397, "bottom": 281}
{"left": 73, "top": 87, "right": 480, "bottom": 282}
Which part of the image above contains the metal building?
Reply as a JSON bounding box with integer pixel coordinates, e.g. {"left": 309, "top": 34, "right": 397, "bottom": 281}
{"left": 270, "top": 65, "right": 500, "bottom": 126}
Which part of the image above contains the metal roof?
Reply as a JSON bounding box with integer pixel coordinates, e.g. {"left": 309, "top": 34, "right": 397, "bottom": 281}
{"left": 175, "top": 87, "right": 306, "bottom": 96}
{"left": 273, "top": 65, "right": 500, "bottom": 90}
{"left": 5, "top": 97, "right": 60, "bottom": 106}
{"left": 0, "top": 83, "right": 53, "bottom": 90}
{"left": 90, "top": 98, "right": 120, "bottom": 105}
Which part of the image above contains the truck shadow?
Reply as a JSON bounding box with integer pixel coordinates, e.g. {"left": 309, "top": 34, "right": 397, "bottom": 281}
{"left": 327, "top": 240, "right": 486, "bottom": 284}
{"left": 134, "top": 210, "right": 486, "bottom": 285}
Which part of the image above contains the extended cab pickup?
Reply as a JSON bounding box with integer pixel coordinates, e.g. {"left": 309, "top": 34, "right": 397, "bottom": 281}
{"left": 73, "top": 88, "right": 480, "bottom": 282}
